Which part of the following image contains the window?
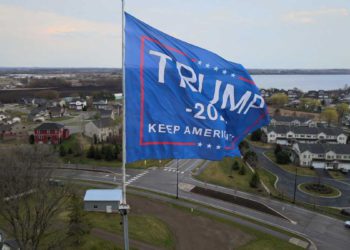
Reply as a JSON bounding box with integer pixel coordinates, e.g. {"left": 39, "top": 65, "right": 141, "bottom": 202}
{"left": 94, "top": 205, "right": 98, "bottom": 209}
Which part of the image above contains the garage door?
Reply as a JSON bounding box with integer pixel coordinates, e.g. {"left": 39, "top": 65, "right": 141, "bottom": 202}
{"left": 276, "top": 139, "right": 288, "bottom": 145}
{"left": 312, "top": 162, "right": 326, "bottom": 169}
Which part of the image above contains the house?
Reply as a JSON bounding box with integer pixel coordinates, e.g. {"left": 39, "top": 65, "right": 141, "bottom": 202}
{"left": 99, "top": 109, "right": 115, "bottom": 120}
{"left": 260, "top": 89, "right": 270, "bottom": 99}
{"left": 48, "top": 106, "right": 66, "bottom": 118}
{"left": 262, "top": 125, "right": 347, "bottom": 145}
{"left": 269, "top": 116, "right": 315, "bottom": 127}
{"left": 28, "top": 107, "right": 48, "bottom": 122}
{"left": 69, "top": 99, "right": 87, "bottom": 110}
{"left": 34, "top": 123, "right": 69, "bottom": 144}
{"left": 84, "top": 189, "right": 122, "bottom": 213}
{"left": 292, "top": 143, "right": 350, "bottom": 171}
{"left": 114, "top": 93, "right": 123, "bottom": 100}
{"left": 84, "top": 118, "right": 119, "bottom": 143}
{"left": 304, "top": 90, "right": 318, "bottom": 99}
{"left": 0, "top": 112, "right": 8, "bottom": 123}
{"left": 93, "top": 99, "right": 109, "bottom": 110}
{"left": 0, "top": 123, "right": 28, "bottom": 141}
{"left": 1, "top": 239, "right": 20, "bottom": 250}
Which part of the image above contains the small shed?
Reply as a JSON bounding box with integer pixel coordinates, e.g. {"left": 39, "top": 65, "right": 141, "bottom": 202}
{"left": 84, "top": 189, "right": 122, "bottom": 213}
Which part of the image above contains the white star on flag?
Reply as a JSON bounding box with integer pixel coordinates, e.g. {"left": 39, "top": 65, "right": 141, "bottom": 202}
{"left": 198, "top": 61, "right": 202, "bottom": 65}
{"left": 214, "top": 66, "right": 219, "bottom": 71}
{"left": 207, "top": 144, "right": 212, "bottom": 148}
{"left": 205, "top": 63, "right": 210, "bottom": 68}
{"left": 216, "top": 145, "right": 221, "bottom": 149}
{"left": 231, "top": 73, "right": 235, "bottom": 78}
{"left": 222, "top": 70, "right": 227, "bottom": 74}
{"left": 198, "top": 142, "right": 202, "bottom": 147}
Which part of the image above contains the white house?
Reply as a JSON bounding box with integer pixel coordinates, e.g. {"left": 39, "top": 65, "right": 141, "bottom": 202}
{"left": 84, "top": 118, "right": 119, "bottom": 142}
{"left": 262, "top": 125, "right": 347, "bottom": 145}
{"left": 93, "top": 99, "right": 109, "bottom": 110}
{"left": 69, "top": 99, "right": 87, "bottom": 110}
{"left": 292, "top": 143, "right": 350, "bottom": 171}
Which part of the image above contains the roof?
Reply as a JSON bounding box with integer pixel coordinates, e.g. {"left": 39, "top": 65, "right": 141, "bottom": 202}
{"left": 99, "top": 110, "right": 112, "bottom": 116}
{"left": 92, "top": 118, "right": 114, "bottom": 128}
{"left": 84, "top": 189, "right": 122, "bottom": 202}
{"left": 271, "top": 116, "right": 310, "bottom": 123}
{"left": 266, "top": 125, "right": 345, "bottom": 136}
{"left": 297, "top": 143, "right": 350, "bottom": 155}
{"left": 35, "top": 123, "right": 64, "bottom": 130}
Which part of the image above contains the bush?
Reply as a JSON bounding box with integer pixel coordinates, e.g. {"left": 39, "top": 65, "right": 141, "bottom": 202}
{"left": 94, "top": 147, "right": 102, "bottom": 160}
{"left": 250, "top": 172, "right": 260, "bottom": 188}
{"left": 68, "top": 148, "right": 73, "bottom": 154}
{"left": 59, "top": 145, "right": 66, "bottom": 157}
{"left": 239, "top": 140, "right": 250, "bottom": 154}
{"left": 104, "top": 145, "right": 114, "bottom": 161}
{"left": 276, "top": 150, "right": 291, "bottom": 164}
{"left": 238, "top": 165, "right": 246, "bottom": 175}
{"left": 243, "top": 150, "right": 258, "bottom": 167}
{"left": 87, "top": 145, "right": 95, "bottom": 159}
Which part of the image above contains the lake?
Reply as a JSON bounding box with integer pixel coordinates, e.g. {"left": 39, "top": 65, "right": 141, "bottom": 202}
{"left": 251, "top": 74, "right": 350, "bottom": 91}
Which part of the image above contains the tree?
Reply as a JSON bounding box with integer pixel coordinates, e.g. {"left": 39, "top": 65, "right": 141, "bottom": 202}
{"left": 29, "top": 134, "right": 35, "bottom": 144}
{"left": 238, "top": 165, "right": 246, "bottom": 175}
{"left": 274, "top": 144, "right": 282, "bottom": 155}
{"left": 276, "top": 150, "right": 291, "bottom": 164}
{"left": 94, "top": 146, "right": 102, "bottom": 160}
{"left": 270, "top": 93, "right": 288, "bottom": 107}
{"left": 250, "top": 172, "right": 260, "bottom": 188}
{"left": 104, "top": 145, "right": 114, "bottom": 161}
{"left": 113, "top": 144, "right": 120, "bottom": 159}
{"left": 36, "top": 90, "right": 60, "bottom": 100}
{"left": 230, "top": 161, "right": 240, "bottom": 177}
{"left": 250, "top": 129, "right": 262, "bottom": 141}
{"left": 59, "top": 145, "right": 66, "bottom": 157}
{"left": 87, "top": 145, "right": 95, "bottom": 159}
{"left": 321, "top": 107, "right": 338, "bottom": 126}
{"left": 239, "top": 140, "right": 250, "bottom": 155}
{"left": 0, "top": 145, "right": 70, "bottom": 250}
{"left": 336, "top": 103, "right": 349, "bottom": 123}
{"left": 299, "top": 98, "right": 321, "bottom": 111}
{"left": 67, "top": 192, "right": 90, "bottom": 246}
{"left": 243, "top": 150, "right": 258, "bottom": 167}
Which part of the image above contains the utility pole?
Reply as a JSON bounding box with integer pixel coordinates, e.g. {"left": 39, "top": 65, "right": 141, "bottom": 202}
{"left": 176, "top": 160, "right": 179, "bottom": 199}
{"left": 119, "top": 1, "right": 130, "bottom": 249}
{"left": 293, "top": 166, "right": 298, "bottom": 203}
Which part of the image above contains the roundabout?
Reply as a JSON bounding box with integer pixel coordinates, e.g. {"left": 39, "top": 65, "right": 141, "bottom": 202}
{"left": 298, "top": 182, "right": 341, "bottom": 198}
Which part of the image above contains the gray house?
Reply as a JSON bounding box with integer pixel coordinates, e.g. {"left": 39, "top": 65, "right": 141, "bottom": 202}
{"left": 84, "top": 189, "right": 122, "bottom": 213}
{"left": 84, "top": 118, "right": 119, "bottom": 143}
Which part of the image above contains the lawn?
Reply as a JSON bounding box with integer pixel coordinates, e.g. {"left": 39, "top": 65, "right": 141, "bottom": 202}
{"left": 247, "top": 139, "right": 273, "bottom": 149}
{"left": 265, "top": 151, "right": 317, "bottom": 177}
{"left": 257, "top": 168, "right": 279, "bottom": 196}
{"left": 196, "top": 157, "right": 267, "bottom": 195}
{"left": 328, "top": 170, "right": 347, "bottom": 180}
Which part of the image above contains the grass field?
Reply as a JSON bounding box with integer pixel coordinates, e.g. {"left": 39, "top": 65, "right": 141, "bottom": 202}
{"left": 328, "top": 170, "right": 347, "bottom": 180}
{"left": 196, "top": 157, "right": 267, "bottom": 195}
{"left": 265, "top": 151, "right": 317, "bottom": 177}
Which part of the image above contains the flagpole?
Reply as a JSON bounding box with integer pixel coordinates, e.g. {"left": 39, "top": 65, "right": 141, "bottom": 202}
{"left": 120, "top": 0, "right": 130, "bottom": 249}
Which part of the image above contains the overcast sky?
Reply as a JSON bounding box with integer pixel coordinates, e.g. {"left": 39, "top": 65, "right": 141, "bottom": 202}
{"left": 0, "top": 0, "right": 349, "bottom": 68}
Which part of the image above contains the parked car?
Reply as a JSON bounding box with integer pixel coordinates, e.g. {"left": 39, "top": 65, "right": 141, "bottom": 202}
{"left": 345, "top": 221, "right": 350, "bottom": 228}
{"left": 341, "top": 209, "right": 350, "bottom": 216}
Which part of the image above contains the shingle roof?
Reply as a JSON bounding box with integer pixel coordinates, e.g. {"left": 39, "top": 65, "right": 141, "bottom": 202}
{"left": 92, "top": 118, "right": 114, "bottom": 128}
{"left": 297, "top": 143, "right": 350, "bottom": 155}
{"left": 271, "top": 116, "right": 310, "bottom": 123}
{"left": 35, "top": 123, "right": 64, "bottom": 130}
{"left": 266, "top": 125, "right": 345, "bottom": 136}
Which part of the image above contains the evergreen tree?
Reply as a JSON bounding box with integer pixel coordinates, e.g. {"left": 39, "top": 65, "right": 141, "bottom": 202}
{"left": 68, "top": 148, "right": 73, "bottom": 154}
{"left": 59, "top": 145, "right": 66, "bottom": 157}
{"left": 94, "top": 146, "right": 102, "bottom": 160}
{"left": 238, "top": 165, "right": 246, "bottom": 175}
{"left": 276, "top": 150, "right": 291, "bottom": 164}
{"left": 87, "top": 145, "right": 95, "bottom": 159}
{"left": 274, "top": 144, "right": 282, "bottom": 155}
{"left": 250, "top": 172, "right": 260, "bottom": 188}
{"left": 104, "top": 145, "right": 114, "bottom": 161}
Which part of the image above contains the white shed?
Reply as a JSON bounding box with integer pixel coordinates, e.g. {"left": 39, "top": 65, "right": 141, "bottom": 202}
{"left": 84, "top": 189, "right": 122, "bottom": 213}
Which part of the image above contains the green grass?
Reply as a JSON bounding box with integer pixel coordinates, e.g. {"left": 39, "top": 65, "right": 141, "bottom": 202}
{"left": 328, "top": 170, "right": 347, "bottom": 180}
{"left": 86, "top": 213, "right": 175, "bottom": 249}
{"left": 195, "top": 157, "right": 267, "bottom": 195}
{"left": 49, "top": 116, "right": 72, "bottom": 122}
{"left": 247, "top": 139, "right": 273, "bottom": 149}
{"left": 257, "top": 168, "right": 280, "bottom": 196}
{"left": 298, "top": 183, "right": 341, "bottom": 198}
{"left": 265, "top": 151, "right": 317, "bottom": 177}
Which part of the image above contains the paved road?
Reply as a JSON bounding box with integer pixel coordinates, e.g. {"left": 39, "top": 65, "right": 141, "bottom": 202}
{"left": 252, "top": 146, "right": 350, "bottom": 207}
{"left": 54, "top": 160, "right": 350, "bottom": 250}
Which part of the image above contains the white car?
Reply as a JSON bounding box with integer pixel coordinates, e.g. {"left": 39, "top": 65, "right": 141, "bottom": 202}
{"left": 345, "top": 221, "right": 350, "bottom": 228}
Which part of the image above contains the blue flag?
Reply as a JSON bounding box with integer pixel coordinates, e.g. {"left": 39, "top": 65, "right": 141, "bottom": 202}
{"left": 125, "top": 13, "right": 270, "bottom": 163}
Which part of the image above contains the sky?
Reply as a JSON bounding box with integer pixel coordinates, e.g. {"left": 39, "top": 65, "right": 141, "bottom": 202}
{"left": 0, "top": 0, "right": 350, "bottom": 68}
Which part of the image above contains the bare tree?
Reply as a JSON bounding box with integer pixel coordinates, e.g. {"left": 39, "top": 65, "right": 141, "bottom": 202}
{"left": 0, "top": 145, "right": 70, "bottom": 250}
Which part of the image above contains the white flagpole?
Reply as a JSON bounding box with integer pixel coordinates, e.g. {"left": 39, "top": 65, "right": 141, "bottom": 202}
{"left": 120, "top": 0, "right": 130, "bottom": 249}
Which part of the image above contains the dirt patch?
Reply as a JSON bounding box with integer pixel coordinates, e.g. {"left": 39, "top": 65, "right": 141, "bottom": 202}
{"left": 129, "top": 195, "right": 254, "bottom": 250}
{"left": 191, "top": 186, "right": 286, "bottom": 220}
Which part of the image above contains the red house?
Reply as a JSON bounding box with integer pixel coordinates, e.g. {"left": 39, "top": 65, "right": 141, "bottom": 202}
{"left": 34, "top": 123, "right": 69, "bottom": 144}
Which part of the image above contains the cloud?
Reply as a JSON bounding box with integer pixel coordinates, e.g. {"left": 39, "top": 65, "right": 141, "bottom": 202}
{"left": 284, "top": 8, "right": 349, "bottom": 24}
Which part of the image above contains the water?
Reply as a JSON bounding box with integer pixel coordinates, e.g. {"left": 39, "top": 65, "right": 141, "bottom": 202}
{"left": 251, "top": 74, "right": 350, "bottom": 91}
